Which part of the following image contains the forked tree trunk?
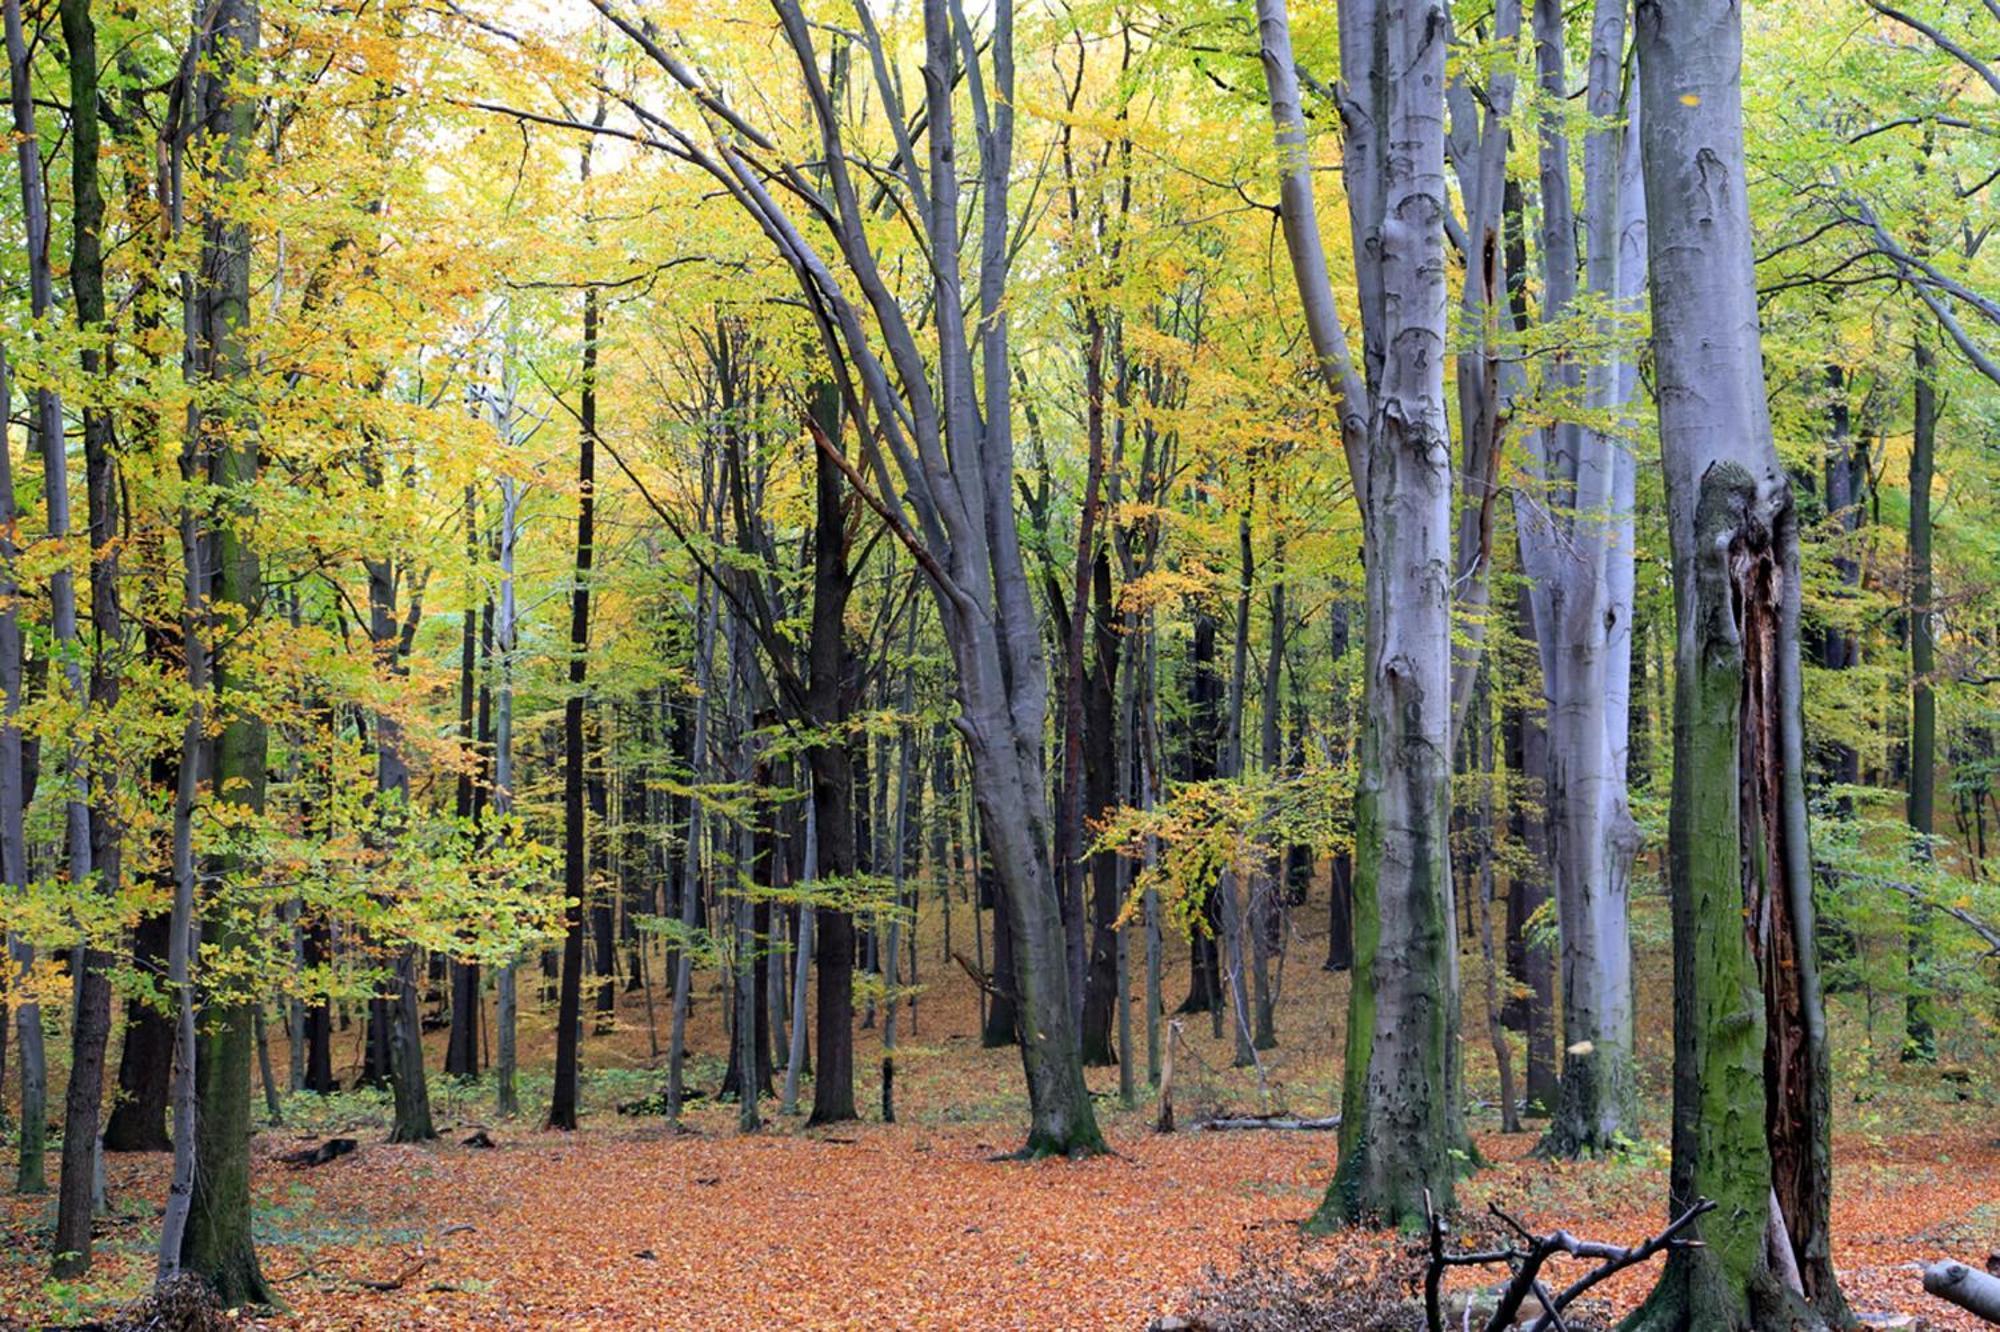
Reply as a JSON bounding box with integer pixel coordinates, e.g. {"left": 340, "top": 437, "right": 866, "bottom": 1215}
{"left": 1622, "top": 0, "right": 1848, "bottom": 1322}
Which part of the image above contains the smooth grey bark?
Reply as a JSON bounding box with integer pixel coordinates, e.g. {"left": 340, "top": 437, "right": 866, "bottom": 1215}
{"left": 1258, "top": 0, "right": 1463, "bottom": 1228}
{"left": 0, "top": 350, "right": 43, "bottom": 1199}
{"left": 1444, "top": 0, "right": 1522, "bottom": 750}
{"left": 486, "top": 385, "right": 524, "bottom": 1120}
{"left": 5, "top": 0, "right": 81, "bottom": 1205}
{"left": 1252, "top": 525, "right": 1285, "bottom": 1053}
{"left": 1620, "top": 0, "right": 1848, "bottom": 1323}
{"left": 1533, "top": 0, "right": 1645, "bottom": 1159}
{"left": 690, "top": 0, "right": 1101, "bottom": 1154}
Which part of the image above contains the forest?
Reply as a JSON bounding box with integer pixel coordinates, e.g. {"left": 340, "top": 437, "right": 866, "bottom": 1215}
{"left": 0, "top": 0, "right": 1997, "bottom": 1326}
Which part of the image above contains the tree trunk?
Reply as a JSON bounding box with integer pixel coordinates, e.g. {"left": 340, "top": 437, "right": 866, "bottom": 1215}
{"left": 1537, "top": 0, "right": 1644, "bottom": 1159}
{"left": 667, "top": 462, "right": 718, "bottom": 1121}
{"left": 105, "top": 912, "right": 174, "bottom": 1152}
{"left": 804, "top": 384, "right": 860, "bottom": 1126}
{"left": 1621, "top": 1, "right": 1849, "bottom": 1320}
{"left": 1905, "top": 335, "right": 1937, "bottom": 1063}
{"left": 447, "top": 493, "right": 484, "bottom": 1080}
{"left": 0, "top": 347, "right": 43, "bottom": 1196}
{"left": 1259, "top": 0, "right": 1463, "bottom": 1229}
{"left": 1081, "top": 549, "right": 1122, "bottom": 1066}
{"left": 1179, "top": 609, "right": 1224, "bottom": 1014}
{"left": 549, "top": 185, "right": 602, "bottom": 1129}
{"left": 54, "top": 0, "right": 124, "bottom": 1271}
{"left": 177, "top": 0, "right": 270, "bottom": 1299}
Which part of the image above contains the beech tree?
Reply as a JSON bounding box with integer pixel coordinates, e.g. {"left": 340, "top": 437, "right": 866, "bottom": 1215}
{"left": 1256, "top": 0, "right": 1463, "bottom": 1226}
{"left": 1622, "top": 0, "right": 1848, "bottom": 1321}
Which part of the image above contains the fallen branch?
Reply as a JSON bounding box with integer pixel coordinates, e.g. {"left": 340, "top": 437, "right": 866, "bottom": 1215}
{"left": 1421, "top": 1193, "right": 1715, "bottom": 1332}
{"left": 278, "top": 1137, "right": 358, "bottom": 1167}
{"left": 1923, "top": 1260, "right": 2000, "bottom": 1324}
{"left": 1191, "top": 1114, "right": 1341, "bottom": 1132}
{"left": 353, "top": 1254, "right": 430, "bottom": 1292}
{"left": 951, "top": 951, "right": 1000, "bottom": 997}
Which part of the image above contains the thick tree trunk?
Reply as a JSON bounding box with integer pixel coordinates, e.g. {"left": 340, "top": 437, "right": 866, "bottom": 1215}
{"left": 1259, "top": 0, "right": 1462, "bottom": 1229}
{"left": 1622, "top": 1, "right": 1849, "bottom": 1321}
{"left": 179, "top": 0, "right": 271, "bottom": 1300}
{"left": 105, "top": 913, "right": 174, "bottom": 1152}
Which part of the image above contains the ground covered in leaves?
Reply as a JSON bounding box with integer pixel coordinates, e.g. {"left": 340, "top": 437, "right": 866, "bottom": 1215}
{"left": 3, "top": 895, "right": 1998, "bottom": 1329}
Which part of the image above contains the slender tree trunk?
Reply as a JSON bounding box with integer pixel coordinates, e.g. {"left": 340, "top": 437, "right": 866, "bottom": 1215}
{"left": 782, "top": 803, "right": 816, "bottom": 1116}
{"left": 1252, "top": 536, "right": 1287, "bottom": 1052}
{"left": 1474, "top": 672, "right": 1521, "bottom": 1134}
{"left": 447, "top": 493, "right": 483, "bottom": 1080}
{"left": 1539, "top": 0, "right": 1644, "bottom": 1158}
{"left": 549, "top": 173, "right": 602, "bottom": 1127}
{"left": 667, "top": 477, "right": 718, "bottom": 1120}
{"left": 1905, "top": 335, "right": 1938, "bottom": 1063}
{"left": 1179, "top": 609, "right": 1224, "bottom": 1014}
{"left": 0, "top": 349, "right": 44, "bottom": 1197}
{"left": 1821, "top": 366, "right": 1861, "bottom": 796}
{"left": 490, "top": 402, "right": 524, "bottom": 1117}
{"left": 1080, "top": 547, "right": 1123, "bottom": 1065}
{"left": 5, "top": 0, "right": 80, "bottom": 1209}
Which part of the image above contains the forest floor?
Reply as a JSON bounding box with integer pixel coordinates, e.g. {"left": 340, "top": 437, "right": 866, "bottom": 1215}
{"left": 3, "top": 889, "right": 1998, "bottom": 1329}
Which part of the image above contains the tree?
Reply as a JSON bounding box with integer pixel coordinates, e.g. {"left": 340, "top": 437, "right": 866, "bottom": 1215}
{"left": 1256, "top": 0, "right": 1464, "bottom": 1227}
{"left": 181, "top": 0, "right": 275, "bottom": 1301}
{"left": 1621, "top": 0, "right": 1849, "bottom": 1321}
